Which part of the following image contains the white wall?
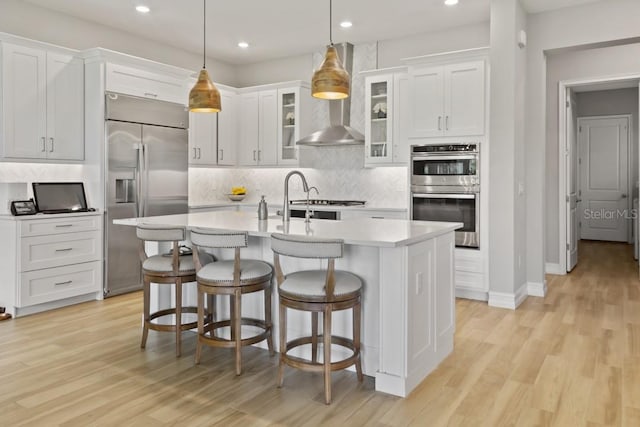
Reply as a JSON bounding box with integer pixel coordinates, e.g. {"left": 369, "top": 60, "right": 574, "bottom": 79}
{"left": 525, "top": 0, "right": 640, "bottom": 282}
{"left": 0, "top": 0, "right": 237, "bottom": 85}
{"left": 488, "top": 0, "right": 527, "bottom": 299}
{"left": 544, "top": 44, "right": 640, "bottom": 264}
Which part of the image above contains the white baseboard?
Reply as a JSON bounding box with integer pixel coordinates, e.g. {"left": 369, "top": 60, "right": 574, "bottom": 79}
{"left": 527, "top": 280, "right": 547, "bottom": 298}
{"left": 545, "top": 262, "right": 565, "bottom": 275}
{"left": 455, "top": 288, "right": 489, "bottom": 301}
{"left": 488, "top": 283, "right": 528, "bottom": 310}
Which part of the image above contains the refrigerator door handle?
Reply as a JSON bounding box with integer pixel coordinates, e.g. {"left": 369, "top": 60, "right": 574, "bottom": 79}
{"left": 137, "top": 143, "right": 145, "bottom": 217}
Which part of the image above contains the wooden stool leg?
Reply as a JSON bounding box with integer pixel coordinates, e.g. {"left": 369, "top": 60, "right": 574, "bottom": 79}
{"left": 234, "top": 289, "right": 242, "bottom": 375}
{"left": 323, "top": 305, "right": 332, "bottom": 405}
{"left": 354, "top": 301, "right": 363, "bottom": 382}
{"left": 278, "top": 301, "right": 287, "bottom": 387}
{"left": 265, "top": 283, "right": 274, "bottom": 356}
{"left": 230, "top": 295, "right": 236, "bottom": 341}
{"left": 195, "top": 286, "right": 204, "bottom": 365}
{"left": 175, "top": 277, "right": 182, "bottom": 357}
{"left": 207, "top": 294, "right": 215, "bottom": 326}
{"left": 311, "top": 311, "right": 319, "bottom": 363}
{"left": 141, "top": 275, "right": 151, "bottom": 349}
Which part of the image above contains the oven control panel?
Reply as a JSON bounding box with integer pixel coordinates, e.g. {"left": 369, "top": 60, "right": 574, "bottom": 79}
{"left": 412, "top": 144, "right": 477, "bottom": 153}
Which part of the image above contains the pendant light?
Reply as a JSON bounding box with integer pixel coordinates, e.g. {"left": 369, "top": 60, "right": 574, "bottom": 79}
{"left": 311, "top": 0, "right": 350, "bottom": 100}
{"left": 189, "top": 0, "right": 221, "bottom": 112}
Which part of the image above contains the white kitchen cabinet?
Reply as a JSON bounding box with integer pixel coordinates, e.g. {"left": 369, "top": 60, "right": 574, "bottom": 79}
{"left": 0, "top": 212, "right": 103, "bottom": 317}
{"left": 238, "top": 90, "right": 278, "bottom": 166}
{"left": 188, "top": 111, "right": 217, "bottom": 166}
{"left": 277, "top": 86, "right": 311, "bottom": 165}
{"left": 409, "top": 60, "right": 485, "bottom": 138}
{"left": 365, "top": 74, "right": 394, "bottom": 164}
{"left": 105, "top": 63, "right": 187, "bottom": 105}
{"left": 362, "top": 68, "right": 409, "bottom": 166}
{"left": 217, "top": 88, "right": 237, "bottom": 165}
{"left": 1, "top": 43, "right": 84, "bottom": 161}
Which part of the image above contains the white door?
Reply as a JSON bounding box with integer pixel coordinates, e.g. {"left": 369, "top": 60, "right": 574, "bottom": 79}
{"left": 217, "top": 89, "right": 237, "bottom": 166}
{"left": 46, "top": 53, "right": 84, "bottom": 160}
{"left": 566, "top": 93, "right": 578, "bottom": 271}
{"left": 579, "top": 116, "right": 629, "bottom": 242}
{"left": 258, "top": 89, "right": 278, "bottom": 165}
{"left": 444, "top": 61, "right": 485, "bottom": 136}
{"left": 188, "top": 111, "right": 217, "bottom": 165}
{"left": 409, "top": 66, "right": 444, "bottom": 138}
{"left": 238, "top": 92, "right": 259, "bottom": 166}
{"left": 2, "top": 43, "right": 47, "bottom": 159}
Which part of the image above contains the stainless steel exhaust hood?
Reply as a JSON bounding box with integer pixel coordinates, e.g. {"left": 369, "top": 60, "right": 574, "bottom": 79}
{"left": 297, "top": 42, "right": 364, "bottom": 146}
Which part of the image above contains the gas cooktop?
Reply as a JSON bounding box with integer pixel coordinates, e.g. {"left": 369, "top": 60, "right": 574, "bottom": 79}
{"left": 289, "top": 199, "right": 366, "bottom": 207}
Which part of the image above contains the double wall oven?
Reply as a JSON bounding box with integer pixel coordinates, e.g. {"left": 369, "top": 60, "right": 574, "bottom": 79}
{"left": 411, "top": 144, "right": 480, "bottom": 248}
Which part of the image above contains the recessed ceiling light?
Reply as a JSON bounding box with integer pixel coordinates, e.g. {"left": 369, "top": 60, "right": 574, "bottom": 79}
{"left": 444, "top": 0, "right": 459, "bottom": 5}
{"left": 340, "top": 21, "right": 353, "bottom": 28}
{"left": 136, "top": 5, "right": 150, "bottom": 13}
{"left": 238, "top": 42, "right": 249, "bottom": 49}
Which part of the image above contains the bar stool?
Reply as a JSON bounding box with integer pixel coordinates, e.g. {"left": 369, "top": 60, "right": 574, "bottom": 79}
{"left": 137, "top": 224, "right": 213, "bottom": 357}
{"left": 270, "top": 233, "right": 363, "bottom": 405}
{"left": 191, "top": 228, "right": 274, "bottom": 375}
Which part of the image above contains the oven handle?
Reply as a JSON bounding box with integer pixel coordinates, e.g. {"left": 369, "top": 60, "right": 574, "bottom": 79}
{"left": 412, "top": 193, "right": 476, "bottom": 199}
{"left": 412, "top": 154, "right": 477, "bottom": 161}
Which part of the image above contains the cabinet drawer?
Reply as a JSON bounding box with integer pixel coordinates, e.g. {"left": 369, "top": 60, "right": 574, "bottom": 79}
{"left": 18, "top": 261, "right": 101, "bottom": 307}
{"left": 20, "top": 215, "right": 101, "bottom": 237}
{"left": 106, "top": 63, "right": 186, "bottom": 105}
{"left": 20, "top": 230, "right": 102, "bottom": 271}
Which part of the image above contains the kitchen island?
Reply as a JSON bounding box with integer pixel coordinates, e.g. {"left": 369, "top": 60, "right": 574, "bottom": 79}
{"left": 115, "top": 210, "right": 461, "bottom": 397}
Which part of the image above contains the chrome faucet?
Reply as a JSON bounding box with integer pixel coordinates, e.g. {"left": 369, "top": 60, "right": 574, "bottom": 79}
{"left": 283, "top": 170, "right": 312, "bottom": 223}
{"left": 305, "top": 186, "right": 319, "bottom": 223}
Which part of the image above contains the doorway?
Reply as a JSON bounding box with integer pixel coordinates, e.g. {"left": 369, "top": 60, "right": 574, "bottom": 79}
{"left": 558, "top": 77, "right": 640, "bottom": 273}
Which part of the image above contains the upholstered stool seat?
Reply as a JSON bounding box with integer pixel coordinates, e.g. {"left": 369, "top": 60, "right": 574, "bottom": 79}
{"left": 137, "top": 224, "right": 212, "bottom": 357}
{"left": 197, "top": 259, "right": 272, "bottom": 284}
{"left": 279, "top": 270, "right": 362, "bottom": 302}
{"left": 271, "top": 233, "right": 363, "bottom": 405}
{"left": 191, "top": 228, "right": 274, "bottom": 375}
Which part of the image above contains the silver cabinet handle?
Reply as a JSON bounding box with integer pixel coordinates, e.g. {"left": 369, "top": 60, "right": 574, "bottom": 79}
{"left": 258, "top": 150, "right": 261, "bottom": 161}
{"left": 41, "top": 137, "right": 46, "bottom": 152}
{"left": 445, "top": 116, "right": 449, "bottom": 130}
{"left": 192, "top": 147, "right": 197, "bottom": 159}
{"left": 253, "top": 150, "right": 257, "bottom": 161}
{"left": 622, "top": 194, "right": 628, "bottom": 199}
{"left": 438, "top": 116, "right": 442, "bottom": 131}
{"left": 577, "top": 199, "right": 582, "bottom": 202}
{"left": 144, "top": 92, "right": 158, "bottom": 98}
{"left": 49, "top": 137, "right": 54, "bottom": 152}
{"left": 219, "top": 149, "right": 223, "bottom": 161}
{"left": 197, "top": 147, "right": 201, "bottom": 159}
{"left": 55, "top": 224, "right": 73, "bottom": 228}
{"left": 55, "top": 248, "right": 73, "bottom": 252}
{"left": 54, "top": 280, "right": 73, "bottom": 286}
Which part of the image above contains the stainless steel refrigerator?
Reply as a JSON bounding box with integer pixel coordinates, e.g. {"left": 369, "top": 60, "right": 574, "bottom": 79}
{"left": 104, "top": 92, "right": 189, "bottom": 297}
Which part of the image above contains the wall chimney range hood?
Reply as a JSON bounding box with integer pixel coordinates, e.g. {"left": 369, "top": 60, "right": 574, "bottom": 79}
{"left": 297, "top": 42, "right": 364, "bottom": 146}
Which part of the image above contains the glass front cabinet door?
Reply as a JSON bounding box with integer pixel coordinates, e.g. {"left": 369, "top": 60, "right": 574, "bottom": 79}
{"left": 277, "top": 87, "right": 300, "bottom": 165}
{"left": 365, "top": 74, "right": 394, "bottom": 164}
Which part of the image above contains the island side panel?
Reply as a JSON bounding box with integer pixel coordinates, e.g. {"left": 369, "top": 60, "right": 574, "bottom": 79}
{"left": 375, "top": 232, "right": 456, "bottom": 397}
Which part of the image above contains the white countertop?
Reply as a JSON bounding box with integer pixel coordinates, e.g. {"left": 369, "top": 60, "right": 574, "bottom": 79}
{"left": 114, "top": 210, "right": 460, "bottom": 248}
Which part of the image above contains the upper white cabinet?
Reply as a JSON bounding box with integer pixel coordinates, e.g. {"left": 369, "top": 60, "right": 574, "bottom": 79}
{"left": 217, "top": 88, "right": 237, "bottom": 166}
{"left": 1, "top": 43, "right": 84, "bottom": 161}
{"left": 238, "top": 81, "right": 310, "bottom": 167}
{"left": 188, "top": 111, "right": 218, "bottom": 166}
{"left": 409, "top": 60, "right": 485, "bottom": 138}
{"left": 105, "top": 63, "right": 187, "bottom": 105}
{"left": 277, "top": 85, "right": 311, "bottom": 165}
{"left": 363, "top": 68, "right": 410, "bottom": 166}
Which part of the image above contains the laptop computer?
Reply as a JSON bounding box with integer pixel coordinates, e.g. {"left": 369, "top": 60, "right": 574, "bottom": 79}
{"left": 32, "top": 182, "right": 90, "bottom": 214}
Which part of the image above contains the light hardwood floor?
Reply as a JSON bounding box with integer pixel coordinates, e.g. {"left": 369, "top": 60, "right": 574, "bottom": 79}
{"left": 1, "top": 240, "right": 639, "bottom": 426}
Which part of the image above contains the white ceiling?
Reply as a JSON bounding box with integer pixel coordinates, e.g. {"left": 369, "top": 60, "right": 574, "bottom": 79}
{"left": 21, "top": 0, "right": 603, "bottom": 65}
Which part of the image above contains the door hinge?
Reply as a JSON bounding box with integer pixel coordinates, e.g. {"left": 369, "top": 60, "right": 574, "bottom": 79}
{"left": 566, "top": 100, "right": 571, "bottom": 108}
{"left": 566, "top": 243, "right": 570, "bottom": 250}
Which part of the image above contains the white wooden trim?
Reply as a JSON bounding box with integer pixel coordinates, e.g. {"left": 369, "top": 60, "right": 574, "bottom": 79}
{"left": 488, "top": 283, "right": 527, "bottom": 310}
{"left": 527, "top": 280, "right": 547, "bottom": 298}
{"left": 558, "top": 75, "right": 640, "bottom": 275}
{"left": 455, "top": 288, "right": 488, "bottom": 301}
{"left": 545, "top": 262, "right": 565, "bottom": 275}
